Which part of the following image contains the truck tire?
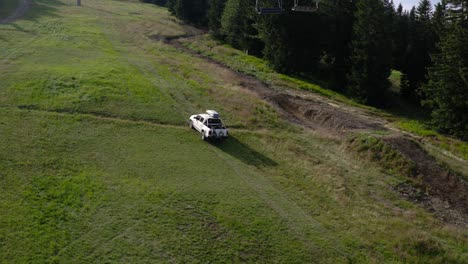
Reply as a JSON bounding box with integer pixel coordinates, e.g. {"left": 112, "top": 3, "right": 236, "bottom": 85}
{"left": 201, "top": 132, "right": 206, "bottom": 141}
{"left": 189, "top": 121, "right": 193, "bottom": 129}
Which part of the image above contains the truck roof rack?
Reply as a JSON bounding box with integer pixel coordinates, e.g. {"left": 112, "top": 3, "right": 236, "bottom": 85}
{"left": 206, "top": 110, "right": 219, "bottom": 118}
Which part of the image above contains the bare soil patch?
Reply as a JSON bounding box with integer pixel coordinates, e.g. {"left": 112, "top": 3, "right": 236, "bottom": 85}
{"left": 385, "top": 137, "right": 468, "bottom": 219}
{"left": 268, "top": 93, "right": 384, "bottom": 134}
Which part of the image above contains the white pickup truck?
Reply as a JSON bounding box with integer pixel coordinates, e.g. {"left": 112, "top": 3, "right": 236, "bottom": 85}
{"left": 189, "top": 110, "right": 229, "bottom": 141}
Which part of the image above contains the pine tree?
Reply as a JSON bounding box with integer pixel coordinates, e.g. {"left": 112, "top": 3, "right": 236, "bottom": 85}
{"left": 347, "top": 0, "right": 392, "bottom": 105}
{"left": 323, "top": 0, "right": 356, "bottom": 91}
{"left": 397, "top": 3, "right": 403, "bottom": 15}
{"left": 409, "top": 6, "right": 416, "bottom": 21}
{"left": 383, "top": 0, "right": 398, "bottom": 70}
{"left": 383, "top": 0, "right": 396, "bottom": 20}
{"left": 393, "top": 4, "right": 410, "bottom": 70}
{"left": 167, "top": 0, "right": 176, "bottom": 13}
{"left": 257, "top": 15, "right": 290, "bottom": 72}
{"left": 416, "top": 0, "right": 433, "bottom": 21}
{"left": 256, "top": 1, "right": 326, "bottom": 74}
{"left": 140, "top": 0, "right": 167, "bottom": 6}
{"left": 167, "top": 0, "right": 208, "bottom": 25}
{"left": 221, "top": 0, "right": 245, "bottom": 48}
{"left": 207, "top": 0, "right": 227, "bottom": 38}
{"left": 433, "top": 2, "right": 446, "bottom": 36}
{"left": 423, "top": 0, "right": 468, "bottom": 139}
{"left": 400, "top": 0, "right": 436, "bottom": 102}
{"left": 221, "top": 0, "right": 261, "bottom": 54}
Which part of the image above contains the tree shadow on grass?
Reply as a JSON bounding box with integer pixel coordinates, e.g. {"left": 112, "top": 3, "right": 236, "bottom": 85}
{"left": 10, "top": 23, "right": 34, "bottom": 33}
{"left": 21, "top": 0, "right": 64, "bottom": 23}
{"left": 382, "top": 90, "right": 431, "bottom": 121}
{"left": 0, "top": 23, "right": 32, "bottom": 34}
{"left": 211, "top": 136, "right": 277, "bottom": 168}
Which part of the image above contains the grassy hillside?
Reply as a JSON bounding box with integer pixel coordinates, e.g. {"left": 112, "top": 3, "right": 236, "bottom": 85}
{"left": 0, "top": 0, "right": 467, "bottom": 263}
{"left": 182, "top": 36, "right": 468, "bottom": 162}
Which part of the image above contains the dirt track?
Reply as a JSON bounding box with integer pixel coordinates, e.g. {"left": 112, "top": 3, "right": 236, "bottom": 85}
{"left": 0, "top": 0, "right": 31, "bottom": 24}
{"left": 151, "top": 34, "right": 468, "bottom": 226}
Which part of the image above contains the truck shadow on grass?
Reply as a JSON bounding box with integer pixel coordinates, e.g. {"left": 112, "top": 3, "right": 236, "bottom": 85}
{"left": 211, "top": 136, "right": 277, "bottom": 168}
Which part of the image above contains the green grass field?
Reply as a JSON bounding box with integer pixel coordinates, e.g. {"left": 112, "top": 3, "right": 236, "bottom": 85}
{"left": 0, "top": 0, "right": 467, "bottom": 263}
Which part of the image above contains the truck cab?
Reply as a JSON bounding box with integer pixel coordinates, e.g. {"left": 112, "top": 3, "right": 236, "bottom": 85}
{"left": 189, "top": 110, "right": 229, "bottom": 141}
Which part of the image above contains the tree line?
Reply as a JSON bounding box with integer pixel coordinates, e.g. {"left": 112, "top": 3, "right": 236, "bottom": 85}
{"left": 142, "top": 0, "right": 467, "bottom": 140}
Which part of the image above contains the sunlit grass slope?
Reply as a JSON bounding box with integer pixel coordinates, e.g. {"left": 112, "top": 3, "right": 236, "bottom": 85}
{"left": 0, "top": 0, "right": 466, "bottom": 263}
{"left": 0, "top": 108, "right": 321, "bottom": 262}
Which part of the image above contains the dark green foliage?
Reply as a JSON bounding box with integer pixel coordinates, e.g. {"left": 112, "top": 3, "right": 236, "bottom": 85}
{"left": 221, "top": 0, "right": 263, "bottom": 55}
{"left": 416, "top": 0, "right": 432, "bottom": 20}
{"left": 393, "top": 5, "right": 410, "bottom": 71}
{"left": 409, "top": 6, "right": 416, "bottom": 20}
{"left": 256, "top": 14, "right": 289, "bottom": 72}
{"left": 167, "top": 0, "right": 175, "bottom": 13}
{"left": 423, "top": 0, "right": 468, "bottom": 139}
{"left": 207, "top": 0, "right": 227, "bottom": 37}
{"left": 140, "top": 0, "right": 168, "bottom": 6}
{"left": 167, "top": 0, "right": 209, "bottom": 25}
{"left": 400, "top": 0, "right": 437, "bottom": 102}
{"left": 319, "top": 0, "right": 355, "bottom": 91}
{"left": 171, "top": 0, "right": 356, "bottom": 77}
{"left": 396, "top": 2, "right": 403, "bottom": 14}
{"left": 220, "top": 0, "right": 247, "bottom": 48}
{"left": 254, "top": 0, "right": 355, "bottom": 78}
{"left": 432, "top": 2, "right": 446, "bottom": 37}
{"left": 400, "top": 72, "right": 410, "bottom": 96}
{"left": 347, "top": 0, "right": 392, "bottom": 105}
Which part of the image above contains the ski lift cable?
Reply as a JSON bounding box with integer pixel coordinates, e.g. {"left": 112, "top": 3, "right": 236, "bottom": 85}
{"left": 255, "top": 0, "right": 320, "bottom": 14}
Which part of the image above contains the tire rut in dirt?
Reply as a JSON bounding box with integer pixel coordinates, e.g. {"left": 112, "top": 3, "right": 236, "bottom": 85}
{"left": 268, "top": 93, "right": 385, "bottom": 134}
{"left": 384, "top": 136, "right": 468, "bottom": 225}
